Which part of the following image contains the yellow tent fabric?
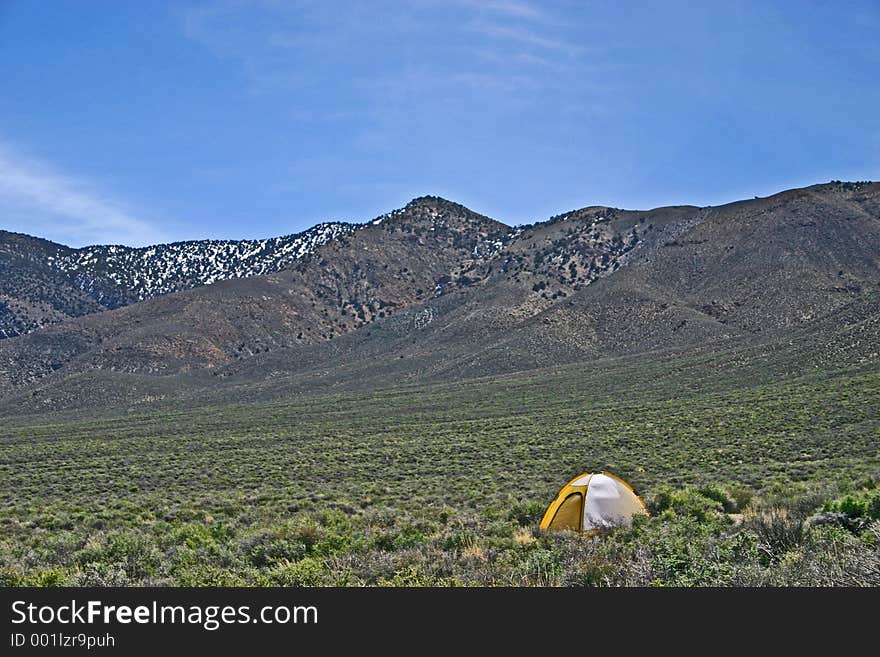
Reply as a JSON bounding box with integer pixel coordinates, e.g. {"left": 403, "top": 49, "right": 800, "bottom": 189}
{"left": 540, "top": 472, "right": 648, "bottom": 533}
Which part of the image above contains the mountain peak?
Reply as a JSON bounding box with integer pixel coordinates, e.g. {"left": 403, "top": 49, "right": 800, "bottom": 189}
{"left": 404, "top": 195, "right": 465, "bottom": 210}
{"left": 368, "top": 196, "right": 507, "bottom": 232}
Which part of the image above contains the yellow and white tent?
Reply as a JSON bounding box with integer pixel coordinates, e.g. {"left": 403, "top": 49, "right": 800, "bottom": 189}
{"left": 540, "top": 472, "right": 647, "bottom": 533}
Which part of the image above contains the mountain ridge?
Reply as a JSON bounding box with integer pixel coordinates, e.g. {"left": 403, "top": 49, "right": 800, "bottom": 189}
{"left": 0, "top": 180, "right": 878, "bottom": 413}
{"left": 0, "top": 194, "right": 525, "bottom": 340}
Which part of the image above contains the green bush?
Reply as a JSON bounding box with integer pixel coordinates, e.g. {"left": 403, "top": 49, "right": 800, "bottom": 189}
{"left": 14, "top": 568, "right": 69, "bottom": 587}
{"left": 440, "top": 530, "right": 477, "bottom": 552}
{"left": 823, "top": 490, "right": 880, "bottom": 521}
{"left": 261, "top": 557, "right": 325, "bottom": 586}
{"left": 378, "top": 565, "right": 458, "bottom": 587}
{"left": 167, "top": 523, "right": 217, "bottom": 550}
{"left": 0, "top": 567, "right": 25, "bottom": 586}
{"left": 392, "top": 525, "right": 426, "bottom": 550}
{"left": 0, "top": 566, "right": 67, "bottom": 587}
{"left": 246, "top": 538, "right": 307, "bottom": 566}
{"left": 506, "top": 500, "right": 545, "bottom": 526}
{"left": 647, "top": 487, "right": 726, "bottom": 523}
{"left": 696, "top": 483, "right": 738, "bottom": 513}
{"left": 74, "top": 532, "right": 159, "bottom": 580}
{"left": 869, "top": 495, "right": 880, "bottom": 521}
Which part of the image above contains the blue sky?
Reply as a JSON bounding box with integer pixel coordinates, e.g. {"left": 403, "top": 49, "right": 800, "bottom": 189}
{"left": 1, "top": 1, "right": 878, "bottom": 247}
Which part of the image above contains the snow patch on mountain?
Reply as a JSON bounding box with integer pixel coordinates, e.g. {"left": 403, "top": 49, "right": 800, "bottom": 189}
{"left": 48, "top": 222, "right": 357, "bottom": 303}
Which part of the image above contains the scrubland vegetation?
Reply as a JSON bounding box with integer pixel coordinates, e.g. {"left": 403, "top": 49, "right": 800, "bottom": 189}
{"left": 2, "top": 357, "right": 878, "bottom": 586}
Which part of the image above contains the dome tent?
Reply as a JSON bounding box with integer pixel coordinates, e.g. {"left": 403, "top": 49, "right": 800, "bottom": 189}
{"left": 540, "top": 472, "right": 648, "bottom": 533}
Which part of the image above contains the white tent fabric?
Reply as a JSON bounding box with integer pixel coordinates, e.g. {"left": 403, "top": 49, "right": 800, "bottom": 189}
{"left": 582, "top": 473, "right": 646, "bottom": 531}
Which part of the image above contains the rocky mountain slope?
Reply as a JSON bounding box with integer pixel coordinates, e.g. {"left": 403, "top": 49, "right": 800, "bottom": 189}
{"left": 0, "top": 181, "right": 877, "bottom": 413}
{"left": 0, "top": 196, "right": 509, "bottom": 391}
{"left": 0, "top": 221, "right": 355, "bottom": 339}
{"left": 205, "top": 181, "right": 879, "bottom": 393}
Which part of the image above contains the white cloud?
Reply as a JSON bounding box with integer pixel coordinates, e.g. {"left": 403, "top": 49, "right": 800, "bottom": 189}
{"left": 0, "top": 143, "right": 166, "bottom": 247}
{"left": 177, "top": 1, "right": 603, "bottom": 157}
{"left": 455, "top": 0, "right": 543, "bottom": 20}
{"left": 179, "top": 0, "right": 585, "bottom": 91}
{"left": 469, "top": 22, "right": 581, "bottom": 54}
